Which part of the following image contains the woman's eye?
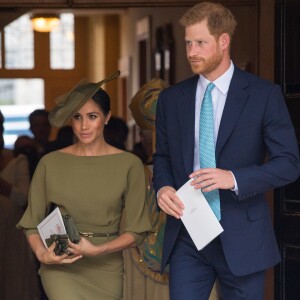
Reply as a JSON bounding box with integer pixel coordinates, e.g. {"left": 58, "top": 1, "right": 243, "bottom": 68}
{"left": 73, "top": 114, "right": 81, "bottom": 120}
{"left": 89, "top": 114, "right": 97, "bottom": 120}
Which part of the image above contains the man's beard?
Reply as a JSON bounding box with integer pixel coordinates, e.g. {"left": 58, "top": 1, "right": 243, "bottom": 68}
{"left": 189, "top": 49, "right": 223, "bottom": 76}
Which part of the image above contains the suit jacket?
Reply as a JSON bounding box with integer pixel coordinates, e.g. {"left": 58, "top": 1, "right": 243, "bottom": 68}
{"left": 153, "top": 66, "right": 300, "bottom": 276}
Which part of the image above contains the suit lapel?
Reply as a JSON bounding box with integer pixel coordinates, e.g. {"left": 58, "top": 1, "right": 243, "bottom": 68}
{"left": 216, "top": 68, "right": 250, "bottom": 160}
{"left": 177, "top": 76, "right": 198, "bottom": 175}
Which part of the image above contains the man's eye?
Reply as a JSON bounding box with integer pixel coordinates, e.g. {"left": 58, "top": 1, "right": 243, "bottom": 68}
{"left": 185, "top": 41, "right": 192, "bottom": 46}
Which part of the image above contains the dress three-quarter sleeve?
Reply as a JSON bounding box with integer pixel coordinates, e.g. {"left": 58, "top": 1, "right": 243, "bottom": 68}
{"left": 122, "top": 157, "right": 152, "bottom": 245}
{"left": 17, "top": 157, "right": 48, "bottom": 236}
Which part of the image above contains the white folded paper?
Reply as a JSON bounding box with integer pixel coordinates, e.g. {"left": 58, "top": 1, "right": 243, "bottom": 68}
{"left": 176, "top": 179, "right": 224, "bottom": 250}
{"left": 37, "top": 207, "right": 67, "bottom": 247}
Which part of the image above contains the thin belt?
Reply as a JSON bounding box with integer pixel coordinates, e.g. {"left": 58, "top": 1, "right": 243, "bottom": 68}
{"left": 79, "top": 231, "right": 119, "bottom": 238}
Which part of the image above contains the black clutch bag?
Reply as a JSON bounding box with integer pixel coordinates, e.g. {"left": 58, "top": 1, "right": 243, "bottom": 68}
{"left": 45, "top": 209, "right": 81, "bottom": 256}
{"left": 63, "top": 214, "right": 81, "bottom": 244}
{"left": 45, "top": 234, "right": 69, "bottom": 256}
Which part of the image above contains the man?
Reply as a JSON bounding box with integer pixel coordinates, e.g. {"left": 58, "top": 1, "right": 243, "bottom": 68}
{"left": 153, "top": 2, "right": 300, "bottom": 300}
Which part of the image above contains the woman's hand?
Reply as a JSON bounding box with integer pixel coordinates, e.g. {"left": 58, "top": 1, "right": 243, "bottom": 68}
{"left": 67, "top": 237, "right": 100, "bottom": 257}
{"left": 36, "top": 242, "right": 82, "bottom": 264}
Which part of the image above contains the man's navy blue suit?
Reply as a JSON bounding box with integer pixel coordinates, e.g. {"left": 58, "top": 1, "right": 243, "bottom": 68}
{"left": 153, "top": 66, "right": 300, "bottom": 288}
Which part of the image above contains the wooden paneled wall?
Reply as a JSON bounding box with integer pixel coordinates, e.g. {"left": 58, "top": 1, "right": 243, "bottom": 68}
{"left": 0, "top": 0, "right": 254, "bottom": 8}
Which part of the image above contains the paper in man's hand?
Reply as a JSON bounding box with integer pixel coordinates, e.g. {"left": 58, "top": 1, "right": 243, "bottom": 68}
{"left": 176, "top": 179, "right": 224, "bottom": 250}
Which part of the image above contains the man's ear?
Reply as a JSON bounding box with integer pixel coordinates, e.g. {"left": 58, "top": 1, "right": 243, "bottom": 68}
{"left": 219, "top": 33, "right": 230, "bottom": 50}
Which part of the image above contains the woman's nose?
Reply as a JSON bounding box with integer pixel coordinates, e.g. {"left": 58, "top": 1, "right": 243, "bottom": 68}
{"left": 81, "top": 118, "right": 89, "bottom": 129}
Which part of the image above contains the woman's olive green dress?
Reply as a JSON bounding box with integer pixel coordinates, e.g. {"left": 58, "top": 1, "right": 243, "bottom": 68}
{"left": 18, "top": 151, "right": 152, "bottom": 300}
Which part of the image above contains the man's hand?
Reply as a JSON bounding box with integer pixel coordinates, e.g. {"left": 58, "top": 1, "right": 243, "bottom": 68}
{"left": 157, "top": 186, "right": 184, "bottom": 219}
{"left": 189, "top": 168, "right": 235, "bottom": 192}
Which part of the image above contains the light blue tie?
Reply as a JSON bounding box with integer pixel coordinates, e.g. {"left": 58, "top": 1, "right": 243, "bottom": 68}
{"left": 199, "top": 82, "right": 221, "bottom": 220}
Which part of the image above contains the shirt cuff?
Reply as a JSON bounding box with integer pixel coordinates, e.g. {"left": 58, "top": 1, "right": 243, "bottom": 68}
{"left": 229, "top": 171, "right": 239, "bottom": 195}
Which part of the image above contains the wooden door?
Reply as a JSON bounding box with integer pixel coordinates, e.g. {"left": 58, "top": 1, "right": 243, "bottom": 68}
{"left": 274, "top": 0, "right": 300, "bottom": 299}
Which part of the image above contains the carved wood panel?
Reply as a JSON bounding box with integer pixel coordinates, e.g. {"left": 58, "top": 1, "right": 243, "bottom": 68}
{"left": 0, "top": 0, "right": 68, "bottom": 6}
{"left": 0, "top": 0, "right": 257, "bottom": 8}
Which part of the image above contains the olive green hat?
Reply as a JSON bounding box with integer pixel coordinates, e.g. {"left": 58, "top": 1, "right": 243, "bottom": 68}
{"left": 49, "top": 71, "right": 120, "bottom": 128}
{"left": 129, "top": 78, "right": 167, "bottom": 131}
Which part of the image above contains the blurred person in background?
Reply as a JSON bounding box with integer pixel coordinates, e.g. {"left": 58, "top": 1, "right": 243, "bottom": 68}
{"left": 29, "top": 109, "right": 51, "bottom": 158}
{"left": 14, "top": 135, "right": 39, "bottom": 179}
{"left": 124, "top": 78, "right": 169, "bottom": 300}
{"left": 104, "top": 115, "right": 129, "bottom": 151}
{"left": 0, "top": 110, "right": 41, "bottom": 300}
{"left": 45, "top": 125, "right": 75, "bottom": 154}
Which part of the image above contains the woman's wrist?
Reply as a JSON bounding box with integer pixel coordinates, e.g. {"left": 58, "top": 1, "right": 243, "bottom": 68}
{"left": 35, "top": 247, "right": 48, "bottom": 262}
{"left": 93, "top": 243, "right": 106, "bottom": 256}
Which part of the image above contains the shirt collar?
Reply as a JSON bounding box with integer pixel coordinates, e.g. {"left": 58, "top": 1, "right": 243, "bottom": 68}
{"left": 199, "top": 61, "right": 234, "bottom": 95}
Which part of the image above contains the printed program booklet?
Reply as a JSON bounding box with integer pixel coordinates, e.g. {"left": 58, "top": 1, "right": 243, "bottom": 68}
{"left": 37, "top": 207, "right": 67, "bottom": 247}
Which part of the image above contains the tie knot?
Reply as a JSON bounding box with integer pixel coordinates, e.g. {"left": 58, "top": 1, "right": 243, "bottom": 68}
{"left": 206, "top": 82, "right": 215, "bottom": 93}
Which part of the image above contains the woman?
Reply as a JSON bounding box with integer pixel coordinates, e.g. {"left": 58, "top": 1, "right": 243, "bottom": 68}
{"left": 17, "top": 72, "right": 152, "bottom": 300}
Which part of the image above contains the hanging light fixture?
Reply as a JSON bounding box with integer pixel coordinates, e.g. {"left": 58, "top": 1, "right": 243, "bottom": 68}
{"left": 31, "top": 13, "right": 60, "bottom": 32}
